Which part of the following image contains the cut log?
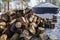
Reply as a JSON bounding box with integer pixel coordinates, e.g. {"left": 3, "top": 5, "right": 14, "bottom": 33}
{"left": 29, "top": 25, "right": 36, "bottom": 35}
{"left": 38, "top": 27, "right": 44, "bottom": 34}
{"left": 9, "top": 19, "right": 16, "bottom": 25}
{"left": 0, "top": 34, "right": 7, "bottom": 40}
{"left": 15, "top": 22, "right": 22, "bottom": 29}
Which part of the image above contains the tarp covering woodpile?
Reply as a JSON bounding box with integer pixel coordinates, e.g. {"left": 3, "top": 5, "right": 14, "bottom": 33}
{"left": 32, "top": 3, "right": 59, "bottom": 14}
{"left": 0, "top": 8, "right": 57, "bottom": 40}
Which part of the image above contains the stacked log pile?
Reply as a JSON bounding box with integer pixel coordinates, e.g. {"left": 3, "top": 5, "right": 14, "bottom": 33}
{"left": 0, "top": 8, "right": 57, "bottom": 40}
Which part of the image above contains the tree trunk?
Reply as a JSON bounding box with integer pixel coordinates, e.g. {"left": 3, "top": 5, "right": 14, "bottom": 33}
{"left": 4, "top": 2, "right": 6, "bottom": 12}
{"left": 7, "top": 1, "right": 9, "bottom": 11}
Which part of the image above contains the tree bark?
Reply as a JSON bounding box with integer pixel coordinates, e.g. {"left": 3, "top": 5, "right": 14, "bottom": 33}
{"left": 7, "top": 1, "right": 9, "bottom": 11}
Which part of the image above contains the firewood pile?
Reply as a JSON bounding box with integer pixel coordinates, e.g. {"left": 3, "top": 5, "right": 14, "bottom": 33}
{"left": 0, "top": 8, "right": 57, "bottom": 40}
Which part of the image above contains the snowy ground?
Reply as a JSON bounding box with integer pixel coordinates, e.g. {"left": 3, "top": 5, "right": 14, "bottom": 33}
{"left": 45, "top": 16, "right": 60, "bottom": 40}
{"left": 0, "top": 12, "right": 2, "bottom": 15}
{"left": 36, "top": 13, "right": 60, "bottom": 40}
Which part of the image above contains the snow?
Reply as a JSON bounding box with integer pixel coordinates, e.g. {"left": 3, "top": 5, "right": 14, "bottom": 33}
{"left": 36, "top": 14, "right": 60, "bottom": 40}
{"left": 35, "top": 13, "right": 56, "bottom": 19}
{"left": 35, "top": 3, "right": 59, "bottom": 8}
{"left": 0, "top": 12, "right": 2, "bottom": 15}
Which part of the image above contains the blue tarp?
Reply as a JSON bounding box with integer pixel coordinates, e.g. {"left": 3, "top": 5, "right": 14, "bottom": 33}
{"left": 32, "top": 3, "right": 59, "bottom": 14}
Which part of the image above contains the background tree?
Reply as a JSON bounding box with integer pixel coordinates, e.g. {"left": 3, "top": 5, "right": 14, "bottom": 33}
{"left": 23, "top": 0, "right": 29, "bottom": 8}
{"left": 0, "top": 3, "right": 2, "bottom": 12}
{"left": 2, "top": 0, "right": 10, "bottom": 12}
{"left": 0, "top": 3, "right": 3, "bottom": 12}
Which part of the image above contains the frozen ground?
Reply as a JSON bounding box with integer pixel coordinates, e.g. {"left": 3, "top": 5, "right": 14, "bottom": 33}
{"left": 36, "top": 14, "right": 60, "bottom": 40}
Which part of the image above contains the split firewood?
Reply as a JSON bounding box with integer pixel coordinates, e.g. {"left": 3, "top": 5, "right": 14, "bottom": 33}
{"left": 33, "top": 16, "right": 37, "bottom": 23}
{"left": 18, "top": 17, "right": 29, "bottom": 28}
{"left": 21, "top": 17, "right": 26, "bottom": 23}
{"left": 36, "top": 17, "right": 41, "bottom": 24}
{"left": 0, "top": 19, "right": 7, "bottom": 34}
{"left": 10, "top": 14, "right": 17, "bottom": 21}
{"left": 40, "top": 32, "right": 50, "bottom": 40}
{"left": 30, "top": 34, "right": 42, "bottom": 40}
{"left": 2, "top": 28, "right": 7, "bottom": 34}
{"left": 20, "top": 30, "right": 30, "bottom": 38}
{"left": 52, "top": 19, "right": 57, "bottom": 23}
{"left": 8, "top": 10, "right": 16, "bottom": 16}
{"left": 23, "top": 8, "right": 32, "bottom": 14}
{"left": 18, "top": 37, "right": 29, "bottom": 40}
{"left": 0, "top": 34, "right": 7, "bottom": 40}
{"left": 29, "top": 15, "right": 34, "bottom": 22}
{"left": 29, "top": 23, "right": 36, "bottom": 35}
{"left": 30, "top": 22, "right": 37, "bottom": 28}
{"left": 9, "top": 19, "right": 16, "bottom": 25}
{"left": 50, "top": 23, "right": 55, "bottom": 29}
{"left": 38, "top": 27, "right": 44, "bottom": 34}
{"left": 10, "top": 33, "right": 19, "bottom": 40}
{"left": 1, "top": 14, "right": 9, "bottom": 22}
{"left": 37, "top": 20, "right": 44, "bottom": 27}
{"left": 16, "top": 12, "right": 22, "bottom": 17}
{"left": 0, "top": 16, "right": 1, "bottom": 19}
{"left": 0, "top": 22, "right": 7, "bottom": 29}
